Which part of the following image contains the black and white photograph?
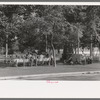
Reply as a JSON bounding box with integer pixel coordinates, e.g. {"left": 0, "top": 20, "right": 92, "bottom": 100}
{"left": 0, "top": 4, "right": 100, "bottom": 81}
{"left": 0, "top": 1, "right": 100, "bottom": 98}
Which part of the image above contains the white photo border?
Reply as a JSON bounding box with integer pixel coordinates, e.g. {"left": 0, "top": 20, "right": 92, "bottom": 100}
{"left": 0, "top": 2, "right": 100, "bottom": 99}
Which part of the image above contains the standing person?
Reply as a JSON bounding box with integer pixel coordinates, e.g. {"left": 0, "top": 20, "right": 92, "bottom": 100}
{"left": 39, "top": 54, "right": 44, "bottom": 65}
{"left": 50, "top": 54, "right": 53, "bottom": 65}
{"left": 27, "top": 53, "right": 31, "bottom": 66}
{"left": 46, "top": 53, "right": 50, "bottom": 65}
{"left": 15, "top": 55, "right": 18, "bottom": 67}
{"left": 32, "top": 54, "right": 36, "bottom": 66}
{"left": 88, "top": 56, "right": 93, "bottom": 64}
{"left": 81, "top": 56, "right": 86, "bottom": 65}
{"left": 33, "top": 53, "right": 38, "bottom": 66}
{"left": 81, "top": 51, "right": 86, "bottom": 65}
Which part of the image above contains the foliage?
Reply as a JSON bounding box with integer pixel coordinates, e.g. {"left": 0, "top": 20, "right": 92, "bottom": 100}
{"left": 0, "top": 5, "right": 100, "bottom": 59}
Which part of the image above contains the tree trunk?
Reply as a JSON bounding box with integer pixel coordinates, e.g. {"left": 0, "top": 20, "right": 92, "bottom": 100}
{"left": 5, "top": 43, "right": 8, "bottom": 63}
{"left": 77, "top": 41, "right": 80, "bottom": 54}
{"left": 77, "top": 31, "right": 80, "bottom": 54}
{"left": 45, "top": 34, "right": 48, "bottom": 53}
{"left": 51, "top": 34, "right": 56, "bottom": 67}
{"left": 98, "top": 44, "right": 100, "bottom": 61}
{"left": 35, "top": 55, "right": 38, "bottom": 66}
{"left": 99, "top": 44, "right": 100, "bottom": 55}
{"left": 5, "top": 34, "right": 8, "bottom": 63}
{"left": 75, "top": 47, "right": 76, "bottom": 54}
{"left": 23, "top": 58, "right": 25, "bottom": 67}
{"left": 90, "top": 34, "right": 93, "bottom": 57}
{"left": 51, "top": 43, "right": 56, "bottom": 67}
{"left": 57, "top": 49, "right": 60, "bottom": 54}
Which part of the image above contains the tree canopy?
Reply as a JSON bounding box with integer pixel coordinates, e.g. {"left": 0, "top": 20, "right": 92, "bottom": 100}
{"left": 0, "top": 5, "right": 100, "bottom": 58}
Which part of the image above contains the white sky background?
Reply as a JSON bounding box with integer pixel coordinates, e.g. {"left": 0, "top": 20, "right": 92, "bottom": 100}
{"left": 0, "top": 2, "right": 100, "bottom": 98}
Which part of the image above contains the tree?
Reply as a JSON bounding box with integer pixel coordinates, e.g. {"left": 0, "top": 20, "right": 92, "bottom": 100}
{"left": 62, "top": 6, "right": 84, "bottom": 61}
{"left": 0, "top": 5, "right": 34, "bottom": 55}
{"left": 80, "top": 6, "right": 100, "bottom": 57}
{"left": 18, "top": 5, "right": 68, "bottom": 67}
{"left": 36, "top": 5, "right": 68, "bottom": 67}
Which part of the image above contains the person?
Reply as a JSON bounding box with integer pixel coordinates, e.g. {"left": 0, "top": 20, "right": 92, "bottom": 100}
{"left": 30, "top": 54, "right": 35, "bottom": 66}
{"left": 33, "top": 53, "right": 38, "bottom": 66}
{"left": 81, "top": 56, "right": 86, "bottom": 65}
{"left": 88, "top": 56, "right": 93, "bottom": 64}
{"left": 44, "top": 53, "right": 50, "bottom": 65}
{"left": 39, "top": 54, "right": 44, "bottom": 65}
{"left": 70, "top": 59, "right": 74, "bottom": 65}
{"left": 50, "top": 54, "right": 53, "bottom": 65}
{"left": 9, "top": 55, "right": 12, "bottom": 63}
{"left": 14, "top": 55, "right": 18, "bottom": 67}
{"left": 75, "top": 58, "right": 79, "bottom": 64}
{"left": 81, "top": 51, "right": 86, "bottom": 65}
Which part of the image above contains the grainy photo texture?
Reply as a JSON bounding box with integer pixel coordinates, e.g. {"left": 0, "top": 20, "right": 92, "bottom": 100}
{"left": 0, "top": 5, "right": 100, "bottom": 80}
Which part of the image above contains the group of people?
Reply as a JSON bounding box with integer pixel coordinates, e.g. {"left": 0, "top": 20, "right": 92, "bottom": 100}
{"left": 64, "top": 54, "right": 93, "bottom": 65}
{"left": 73, "top": 56, "right": 93, "bottom": 65}
{"left": 8, "top": 52, "right": 54, "bottom": 67}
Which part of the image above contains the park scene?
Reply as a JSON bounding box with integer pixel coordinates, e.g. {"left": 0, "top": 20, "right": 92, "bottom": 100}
{"left": 0, "top": 5, "right": 100, "bottom": 80}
